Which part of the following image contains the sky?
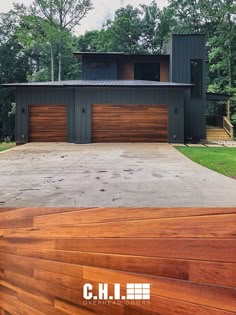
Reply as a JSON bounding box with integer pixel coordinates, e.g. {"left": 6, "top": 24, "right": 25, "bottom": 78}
{"left": 0, "top": 0, "right": 169, "bottom": 35}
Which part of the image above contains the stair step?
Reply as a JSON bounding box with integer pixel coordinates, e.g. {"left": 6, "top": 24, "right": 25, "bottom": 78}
{"left": 207, "top": 136, "right": 229, "bottom": 137}
{"left": 207, "top": 130, "right": 227, "bottom": 132}
{"left": 206, "top": 128, "right": 230, "bottom": 140}
{"left": 207, "top": 135, "right": 228, "bottom": 136}
{"left": 207, "top": 131, "right": 228, "bottom": 133}
{"left": 207, "top": 138, "right": 230, "bottom": 140}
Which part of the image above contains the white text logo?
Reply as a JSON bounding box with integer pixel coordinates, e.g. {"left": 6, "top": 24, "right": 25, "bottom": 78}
{"left": 83, "top": 283, "right": 151, "bottom": 301}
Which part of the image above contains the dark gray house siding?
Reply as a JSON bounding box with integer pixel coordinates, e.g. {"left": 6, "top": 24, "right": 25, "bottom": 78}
{"left": 9, "top": 34, "right": 208, "bottom": 144}
{"left": 15, "top": 86, "right": 186, "bottom": 144}
{"left": 166, "top": 35, "right": 206, "bottom": 141}
{"left": 82, "top": 57, "right": 118, "bottom": 80}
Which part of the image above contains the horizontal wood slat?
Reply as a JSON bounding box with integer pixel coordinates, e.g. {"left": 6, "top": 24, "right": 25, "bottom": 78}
{"left": 0, "top": 207, "right": 235, "bottom": 315}
{"left": 29, "top": 105, "right": 67, "bottom": 142}
{"left": 92, "top": 104, "right": 168, "bottom": 142}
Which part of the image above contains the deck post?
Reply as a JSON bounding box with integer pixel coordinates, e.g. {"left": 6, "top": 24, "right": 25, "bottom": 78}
{"left": 227, "top": 98, "right": 231, "bottom": 119}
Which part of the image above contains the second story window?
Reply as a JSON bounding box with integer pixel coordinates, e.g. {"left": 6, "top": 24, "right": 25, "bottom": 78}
{"left": 190, "top": 59, "right": 203, "bottom": 98}
{"left": 134, "top": 63, "right": 160, "bottom": 81}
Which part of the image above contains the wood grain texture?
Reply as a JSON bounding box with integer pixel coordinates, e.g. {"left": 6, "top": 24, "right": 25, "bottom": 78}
{"left": 29, "top": 105, "right": 67, "bottom": 142}
{"left": 0, "top": 207, "right": 235, "bottom": 315}
{"left": 92, "top": 104, "right": 168, "bottom": 142}
{"left": 118, "top": 56, "right": 169, "bottom": 82}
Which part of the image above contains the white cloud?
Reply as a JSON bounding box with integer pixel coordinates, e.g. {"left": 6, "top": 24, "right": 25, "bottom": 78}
{"left": 0, "top": 0, "right": 169, "bottom": 34}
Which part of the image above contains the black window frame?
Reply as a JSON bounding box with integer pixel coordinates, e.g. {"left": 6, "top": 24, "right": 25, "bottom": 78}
{"left": 134, "top": 63, "right": 160, "bottom": 81}
{"left": 190, "top": 59, "right": 203, "bottom": 98}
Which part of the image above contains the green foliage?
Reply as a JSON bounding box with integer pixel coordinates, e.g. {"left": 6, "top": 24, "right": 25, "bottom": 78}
{"left": 32, "top": 0, "right": 93, "bottom": 80}
{"left": 77, "top": 30, "right": 104, "bottom": 52}
{"left": 104, "top": 5, "right": 144, "bottom": 53}
{"left": 141, "top": 1, "right": 173, "bottom": 53}
{"left": 0, "top": 8, "right": 31, "bottom": 140}
{"left": 76, "top": 3, "right": 174, "bottom": 54}
{"left": 0, "top": 142, "right": 16, "bottom": 152}
{"left": 168, "top": 0, "right": 236, "bottom": 95}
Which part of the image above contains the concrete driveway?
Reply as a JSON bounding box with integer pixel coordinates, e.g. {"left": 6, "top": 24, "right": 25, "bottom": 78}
{"left": 0, "top": 143, "right": 236, "bottom": 207}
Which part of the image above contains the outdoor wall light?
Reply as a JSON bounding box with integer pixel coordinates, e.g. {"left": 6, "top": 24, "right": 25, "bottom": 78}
{"left": 22, "top": 108, "right": 25, "bottom": 113}
{"left": 82, "top": 107, "right": 86, "bottom": 114}
{"left": 174, "top": 107, "right": 178, "bottom": 114}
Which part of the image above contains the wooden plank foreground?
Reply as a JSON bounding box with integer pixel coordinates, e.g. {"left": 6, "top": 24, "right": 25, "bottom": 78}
{"left": 0, "top": 207, "right": 235, "bottom": 315}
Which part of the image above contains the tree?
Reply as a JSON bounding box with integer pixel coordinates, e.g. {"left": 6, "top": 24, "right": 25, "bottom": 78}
{"left": 0, "top": 8, "right": 31, "bottom": 140}
{"left": 168, "top": 0, "right": 236, "bottom": 95}
{"left": 77, "top": 30, "right": 105, "bottom": 52}
{"left": 32, "top": 0, "right": 93, "bottom": 81}
{"left": 76, "top": 3, "right": 174, "bottom": 54}
{"left": 141, "top": 1, "right": 174, "bottom": 53}
{"left": 168, "top": 0, "right": 205, "bottom": 33}
{"left": 104, "top": 5, "right": 144, "bottom": 53}
{"left": 206, "top": 0, "right": 236, "bottom": 93}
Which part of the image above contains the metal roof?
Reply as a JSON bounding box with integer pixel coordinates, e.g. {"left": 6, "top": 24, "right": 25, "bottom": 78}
{"left": 2, "top": 80, "right": 192, "bottom": 88}
{"left": 74, "top": 52, "right": 169, "bottom": 58}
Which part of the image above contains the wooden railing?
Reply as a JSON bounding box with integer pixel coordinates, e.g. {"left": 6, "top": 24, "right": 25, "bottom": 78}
{"left": 223, "top": 116, "right": 234, "bottom": 139}
{"left": 0, "top": 207, "right": 235, "bottom": 315}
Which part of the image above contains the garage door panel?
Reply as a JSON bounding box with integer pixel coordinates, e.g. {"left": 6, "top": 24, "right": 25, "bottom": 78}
{"left": 29, "top": 105, "right": 67, "bottom": 142}
{"left": 92, "top": 104, "right": 168, "bottom": 142}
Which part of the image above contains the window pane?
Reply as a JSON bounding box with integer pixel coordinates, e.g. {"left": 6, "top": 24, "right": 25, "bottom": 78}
{"left": 190, "top": 59, "right": 202, "bottom": 98}
{"left": 134, "top": 63, "right": 160, "bottom": 81}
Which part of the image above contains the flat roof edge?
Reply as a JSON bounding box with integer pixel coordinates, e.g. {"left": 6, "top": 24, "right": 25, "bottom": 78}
{"left": 2, "top": 81, "right": 193, "bottom": 88}
{"left": 73, "top": 52, "right": 170, "bottom": 57}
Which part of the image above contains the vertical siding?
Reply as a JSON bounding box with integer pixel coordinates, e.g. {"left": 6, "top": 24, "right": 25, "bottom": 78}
{"left": 82, "top": 57, "right": 118, "bottom": 80}
{"left": 166, "top": 37, "right": 173, "bottom": 82}
{"left": 168, "top": 35, "right": 206, "bottom": 140}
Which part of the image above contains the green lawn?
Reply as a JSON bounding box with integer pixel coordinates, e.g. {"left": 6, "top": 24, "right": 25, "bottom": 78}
{"left": 175, "top": 147, "right": 236, "bottom": 178}
{"left": 0, "top": 142, "right": 16, "bottom": 152}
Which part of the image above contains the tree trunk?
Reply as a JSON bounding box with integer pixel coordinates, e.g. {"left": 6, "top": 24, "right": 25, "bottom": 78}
{"left": 58, "top": 1, "right": 63, "bottom": 82}
{"left": 50, "top": 42, "right": 55, "bottom": 82}
{"left": 58, "top": 50, "right": 62, "bottom": 81}
{"left": 227, "top": 10, "right": 232, "bottom": 88}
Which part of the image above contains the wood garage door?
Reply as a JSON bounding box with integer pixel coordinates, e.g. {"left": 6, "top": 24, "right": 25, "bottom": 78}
{"left": 92, "top": 104, "right": 168, "bottom": 142}
{"left": 29, "top": 105, "right": 67, "bottom": 142}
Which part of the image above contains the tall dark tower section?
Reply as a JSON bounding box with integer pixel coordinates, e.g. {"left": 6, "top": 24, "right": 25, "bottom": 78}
{"left": 167, "top": 34, "right": 206, "bottom": 141}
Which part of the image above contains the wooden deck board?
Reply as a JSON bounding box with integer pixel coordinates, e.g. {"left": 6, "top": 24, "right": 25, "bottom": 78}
{"left": 0, "top": 207, "right": 235, "bottom": 315}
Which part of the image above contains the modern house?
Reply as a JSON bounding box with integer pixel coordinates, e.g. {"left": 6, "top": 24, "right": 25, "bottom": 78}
{"left": 3, "top": 34, "right": 233, "bottom": 144}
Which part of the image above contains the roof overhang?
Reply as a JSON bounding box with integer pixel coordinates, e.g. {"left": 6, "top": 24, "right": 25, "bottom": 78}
{"left": 74, "top": 52, "right": 170, "bottom": 60}
{"left": 2, "top": 80, "right": 192, "bottom": 88}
